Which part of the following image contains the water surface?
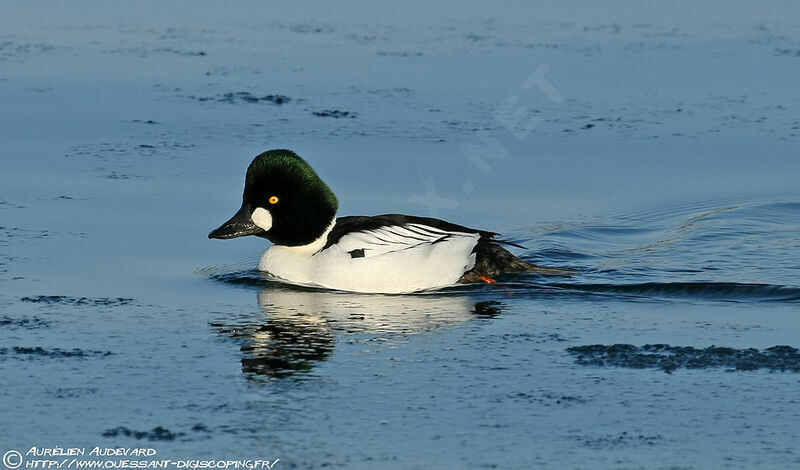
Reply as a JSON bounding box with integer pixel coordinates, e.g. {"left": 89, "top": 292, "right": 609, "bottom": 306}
{"left": 2, "top": 2, "right": 800, "bottom": 469}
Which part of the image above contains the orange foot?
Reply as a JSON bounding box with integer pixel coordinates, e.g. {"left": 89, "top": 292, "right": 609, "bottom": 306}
{"left": 479, "top": 275, "right": 496, "bottom": 284}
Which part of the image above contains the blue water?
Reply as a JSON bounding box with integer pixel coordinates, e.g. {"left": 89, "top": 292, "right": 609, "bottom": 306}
{"left": 2, "top": 2, "right": 800, "bottom": 469}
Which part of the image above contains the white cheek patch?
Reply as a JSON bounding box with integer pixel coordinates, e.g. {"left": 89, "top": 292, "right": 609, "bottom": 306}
{"left": 251, "top": 207, "right": 273, "bottom": 231}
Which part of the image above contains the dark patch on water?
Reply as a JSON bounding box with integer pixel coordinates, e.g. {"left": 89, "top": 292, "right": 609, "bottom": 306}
{"left": 486, "top": 331, "right": 571, "bottom": 345}
{"left": 152, "top": 47, "right": 207, "bottom": 57}
{"left": 66, "top": 141, "right": 195, "bottom": 160}
{"left": 464, "top": 33, "right": 489, "bottom": 42}
{"left": 442, "top": 118, "right": 485, "bottom": 131}
{"left": 505, "top": 391, "right": 588, "bottom": 407}
{"left": 102, "top": 426, "right": 182, "bottom": 441}
{"left": 291, "top": 24, "right": 336, "bottom": 34}
{"left": 523, "top": 92, "right": 799, "bottom": 138}
{"left": 360, "top": 86, "right": 413, "bottom": 95}
{"left": 0, "top": 200, "right": 25, "bottom": 209}
{"left": 523, "top": 42, "right": 561, "bottom": 49}
{"left": 220, "top": 92, "right": 289, "bottom": 104}
{"left": 345, "top": 33, "right": 387, "bottom": 44}
{"left": 774, "top": 48, "right": 800, "bottom": 57}
{"left": 312, "top": 109, "right": 357, "bottom": 118}
{"left": 191, "top": 424, "right": 210, "bottom": 433}
{"left": 49, "top": 387, "right": 99, "bottom": 399}
{"left": 376, "top": 51, "right": 424, "bottom": 57}
{"left": 0, "top": 40, "right": 57, "bottom": 61}
{"left": 569, "top": 430, "right": 663, "bottom": 449}
{"left": 567, "top": 344, "right": 800, "bottom": 373}
{"left": 21, "top": 295, "right": 135, "bottom": 306}
{"left": 0, "top": 226, "right": 50, "bottom": 242}
{"left": 1, "top": 346, "right": 113, "bottom": 359}
{"left": 103, "top": 46, "right": 206, "bottom": 58}
{"left": 0, "top": 315, "right": 51, "bottom": 329}
{"left": 131, "top": 119, "right": 159, "bottom": 125}
{"left": 192, "top": 92, "right": 290, "bottom": 105}
{"left": 105, "top": 171, "right": 152, "bottom": 180}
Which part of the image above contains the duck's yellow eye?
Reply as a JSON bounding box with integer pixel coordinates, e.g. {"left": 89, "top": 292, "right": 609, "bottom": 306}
{"left": 268, "top": 196, "right": 279, "bottom": 205}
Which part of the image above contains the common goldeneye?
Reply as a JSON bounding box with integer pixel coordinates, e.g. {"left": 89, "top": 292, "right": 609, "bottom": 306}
{"left": 209, "top": 149, "right": 571, "bottom": 293}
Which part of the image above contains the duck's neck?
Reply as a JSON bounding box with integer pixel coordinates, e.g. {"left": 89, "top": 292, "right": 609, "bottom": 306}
{"left": 278, "top": 217, "right": 336, "bottom": 256}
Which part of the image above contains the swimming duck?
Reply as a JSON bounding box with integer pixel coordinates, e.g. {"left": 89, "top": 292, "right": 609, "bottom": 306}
{"left": 209, "top": 149, "right": 571, "bottom": 293}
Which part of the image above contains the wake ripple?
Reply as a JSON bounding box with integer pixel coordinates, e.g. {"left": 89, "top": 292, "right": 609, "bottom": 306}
{"left": 543, "top": 281, "right": 800, "bottom": 302}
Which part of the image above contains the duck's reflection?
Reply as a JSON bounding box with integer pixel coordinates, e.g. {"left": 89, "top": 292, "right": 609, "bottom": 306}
{"left": 214, "top": 285, "right": 504, "bottom": 380}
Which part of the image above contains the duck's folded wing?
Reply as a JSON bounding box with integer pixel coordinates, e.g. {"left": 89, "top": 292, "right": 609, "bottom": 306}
{"left": 323, "top": 215, "right": 482, "bottom": 259}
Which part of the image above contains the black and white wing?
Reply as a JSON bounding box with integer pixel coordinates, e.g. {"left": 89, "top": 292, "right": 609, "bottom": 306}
{"left": 322, "top": 214, "right": 489, "bottom": 259}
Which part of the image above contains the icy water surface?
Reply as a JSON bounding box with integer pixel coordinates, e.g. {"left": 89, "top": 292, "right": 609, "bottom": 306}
{"left": 2, "top": 2, "right": 800, "bottom": 469}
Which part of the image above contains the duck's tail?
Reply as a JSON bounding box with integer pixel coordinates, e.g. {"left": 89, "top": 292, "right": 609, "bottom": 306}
{"left": 457, "top": 241, "right": 575, "bottom": 284}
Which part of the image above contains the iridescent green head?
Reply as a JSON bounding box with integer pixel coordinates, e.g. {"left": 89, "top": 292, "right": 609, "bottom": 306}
{"left": 209, "top": 149, "right": 338, "bottom": 246}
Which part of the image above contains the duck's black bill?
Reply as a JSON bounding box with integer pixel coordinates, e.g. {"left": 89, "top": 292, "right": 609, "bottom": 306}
{"left": 208, "top": 204, "right": 265, "bottom": 240}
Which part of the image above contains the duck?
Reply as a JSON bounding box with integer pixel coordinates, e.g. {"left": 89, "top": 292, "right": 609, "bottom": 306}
{"left": 209, "top": 149, "right": 572, "bottom": 293}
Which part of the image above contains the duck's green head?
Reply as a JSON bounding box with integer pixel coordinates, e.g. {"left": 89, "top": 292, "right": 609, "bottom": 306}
{"left": 209, "top": 149, "right": 338, "bottom": 246}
